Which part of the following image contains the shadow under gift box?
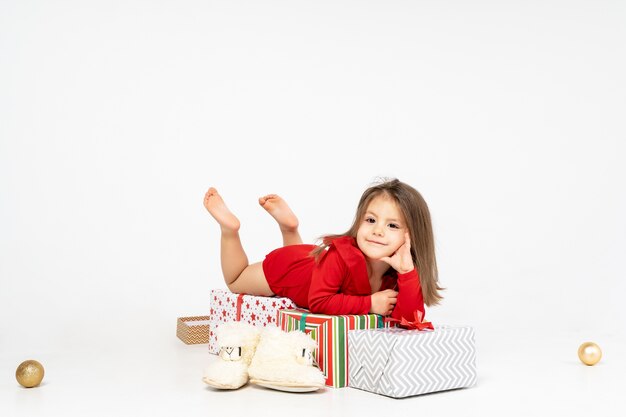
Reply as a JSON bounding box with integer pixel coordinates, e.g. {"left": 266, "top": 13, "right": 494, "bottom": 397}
{"left": 348, "top": 326, "right": 477, "bottom": 398}
{"left": 278, "top": 309, "right": 389, "bottom": 388}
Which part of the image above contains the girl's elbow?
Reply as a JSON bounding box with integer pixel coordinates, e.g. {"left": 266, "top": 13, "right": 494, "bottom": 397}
{"left": 307, "top": 295, "right": 330, "bottom": 314}
{"left": 307, "top": 295, "right": 321, "bottom": 313}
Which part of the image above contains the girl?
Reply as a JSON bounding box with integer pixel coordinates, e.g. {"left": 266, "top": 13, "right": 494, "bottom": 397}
{"left": 203, "top": 179, "right": 443, "bottom": 321}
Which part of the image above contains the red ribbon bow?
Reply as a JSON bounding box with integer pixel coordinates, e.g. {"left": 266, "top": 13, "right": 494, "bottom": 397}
{"left": 235, "top": 294, "right": 245, "bottom": 321}
{"left": 386, "top": 310, "right": 434, "bottom": 331}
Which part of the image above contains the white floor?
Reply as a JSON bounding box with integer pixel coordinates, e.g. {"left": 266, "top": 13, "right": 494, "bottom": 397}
{"left": 2, "top": 325, "right": 624, "bottom": 417}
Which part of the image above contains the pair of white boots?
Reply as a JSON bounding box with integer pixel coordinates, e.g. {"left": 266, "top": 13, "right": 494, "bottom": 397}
{"left": 203, "top": 322, "right": 325, "bottom": 391}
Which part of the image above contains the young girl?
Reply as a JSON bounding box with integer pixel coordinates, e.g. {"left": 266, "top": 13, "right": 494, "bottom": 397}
{"left": 203, "top": 179, "right": 443, "bottom": 321}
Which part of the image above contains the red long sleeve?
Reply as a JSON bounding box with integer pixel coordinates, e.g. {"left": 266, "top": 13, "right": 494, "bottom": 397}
{"left": 307, "top": 246, "right": 372, "bottom": 315}
{"left": 388, "top": 268, "right": 425, "bottom": 321}
{"left": 304, "top": 236, "right": 425, "bottom": 319}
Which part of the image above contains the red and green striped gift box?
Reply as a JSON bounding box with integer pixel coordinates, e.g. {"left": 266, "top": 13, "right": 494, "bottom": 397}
{"left": 277, "top": 309, "right": 386, "bottom": 388}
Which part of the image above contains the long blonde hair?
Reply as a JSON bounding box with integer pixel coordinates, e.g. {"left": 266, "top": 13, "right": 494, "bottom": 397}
{"left": 311, "top": 178, "right": 444, "bottom": 306}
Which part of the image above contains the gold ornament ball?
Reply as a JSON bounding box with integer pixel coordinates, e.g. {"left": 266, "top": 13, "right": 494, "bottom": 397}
{"left": 578, "top": 342, "right": 602, "bottom": 366}
{"left": 15, "top": 360, "right": 45, "bottom": 388}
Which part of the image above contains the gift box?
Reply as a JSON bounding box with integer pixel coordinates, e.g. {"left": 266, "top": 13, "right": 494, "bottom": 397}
{"left": 176, "top": 316, "right": 211, "bottom": 344}
{"left": 348, "top": 325, "right": 477, "bottom": 398}
{"left": 278, "top": 309, "right": 387, "bottom": 388}
{"left": 208, "top": 289, "right": 297, "bottom": 354}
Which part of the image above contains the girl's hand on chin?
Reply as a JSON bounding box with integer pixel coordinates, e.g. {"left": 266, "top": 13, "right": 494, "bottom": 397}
{"left": 380, "top": 232, "right": 414, "bottom": 274}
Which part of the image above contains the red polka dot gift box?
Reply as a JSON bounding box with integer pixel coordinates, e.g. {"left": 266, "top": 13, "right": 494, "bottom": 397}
{"left": 208, "top": 289, "right": 297, "bottom": 354}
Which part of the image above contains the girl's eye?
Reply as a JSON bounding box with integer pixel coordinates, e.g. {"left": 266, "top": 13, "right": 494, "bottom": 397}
{"left": 365, "top": 218, "right": 375, "bottom": 223}
{"left": 389, "top": 223, "right": 399, "bottom": 229}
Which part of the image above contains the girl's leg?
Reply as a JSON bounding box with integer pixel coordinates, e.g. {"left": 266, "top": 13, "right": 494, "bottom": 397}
{"left": 204, "top": 188, "right": 274, "bottom": 295}
{"left": 258, "top": 194, "right": 303, "bottom": 246}
{"left": 227, "top": 262, "right": 273, "bottom": 295}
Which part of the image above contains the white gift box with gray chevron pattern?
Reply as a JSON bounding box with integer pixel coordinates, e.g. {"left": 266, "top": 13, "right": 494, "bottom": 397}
{"left": 348, "top": 326, "right": 477, "bottom": 398}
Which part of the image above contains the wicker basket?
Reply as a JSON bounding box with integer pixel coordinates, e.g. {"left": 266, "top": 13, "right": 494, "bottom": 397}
{"left": 176, "top": 316, "right": 211, "bottom": 344}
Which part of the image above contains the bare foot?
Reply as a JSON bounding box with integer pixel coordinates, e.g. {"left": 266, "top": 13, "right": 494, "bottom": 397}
{"left": 258, "top": 194, "right": 299, "bottom": 232}
{"left": 204, "top": 188, "right": 240, "bottom": 232}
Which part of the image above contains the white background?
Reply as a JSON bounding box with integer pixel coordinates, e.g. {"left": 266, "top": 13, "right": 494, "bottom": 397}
{"left": 1, "top": 1, "right": 625, "bottom": 416}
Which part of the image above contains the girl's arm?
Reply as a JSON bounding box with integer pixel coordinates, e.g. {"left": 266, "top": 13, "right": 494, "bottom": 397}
{"left": 380, "top": 232, "right": 426, "bottom": 321}
{"left": 389, "top": 268, "right": 425, "bottom": 321}
{"left": 308, "top": 247, "right": 372, "bottom": 315}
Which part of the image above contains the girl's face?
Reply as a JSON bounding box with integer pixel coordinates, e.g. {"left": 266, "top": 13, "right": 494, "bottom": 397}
{"left": 356, "top": 195, "right": 408, "bottom": 261}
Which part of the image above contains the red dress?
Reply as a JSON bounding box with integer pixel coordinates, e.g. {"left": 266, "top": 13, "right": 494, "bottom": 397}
{"left": 262, "top": 236, "right": 425, "bottom": 321}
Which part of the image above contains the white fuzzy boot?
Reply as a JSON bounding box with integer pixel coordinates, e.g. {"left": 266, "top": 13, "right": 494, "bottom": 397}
{"left": 248, "top": 326, "right": 325, "bottom": 390}
{"left": 203, "top": 322, "right": 260, "bottom": 389}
